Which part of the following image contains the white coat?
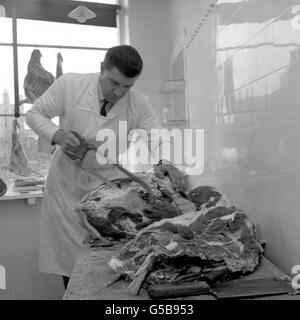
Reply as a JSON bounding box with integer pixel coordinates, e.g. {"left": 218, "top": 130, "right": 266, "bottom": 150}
{"left": 25, "top": 73, "right": 164, "bottom": 276}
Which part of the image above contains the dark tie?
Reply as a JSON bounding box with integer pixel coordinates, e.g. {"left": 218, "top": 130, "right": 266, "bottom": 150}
{"left": 100, "top": 99, "right": 109, "bottom": 116}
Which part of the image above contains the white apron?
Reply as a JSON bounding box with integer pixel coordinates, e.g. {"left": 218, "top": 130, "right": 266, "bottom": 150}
{"left": 39, "top": 85, "right": 132, "bottom": 277}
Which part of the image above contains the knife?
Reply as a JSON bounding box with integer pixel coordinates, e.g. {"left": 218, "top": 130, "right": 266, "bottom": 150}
{"left": 70, "top": 131, "right": 155, "bottom": 200}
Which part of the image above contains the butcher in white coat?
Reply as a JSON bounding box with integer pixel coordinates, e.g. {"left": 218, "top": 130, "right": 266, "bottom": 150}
{"left": 26, "top": 45, "right": 187, "bottom": 289}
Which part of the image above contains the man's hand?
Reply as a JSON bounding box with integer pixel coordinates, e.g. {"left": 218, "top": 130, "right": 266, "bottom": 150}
{"left": 154, "top": 162, "right": 187, "bottom": 192}
{"left": 52, "top": 129, "right": 80, "bottom": 160}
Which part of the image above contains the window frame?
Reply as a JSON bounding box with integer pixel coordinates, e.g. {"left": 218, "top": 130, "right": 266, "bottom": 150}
{"left": 0, "top": 0, "right": 120, "bottom": 117}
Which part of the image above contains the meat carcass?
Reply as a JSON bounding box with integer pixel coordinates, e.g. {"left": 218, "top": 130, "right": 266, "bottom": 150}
{"left": 75, "top": 167, "right": 231, "bottom": 242}
{"left": 108, "top": 205, "right": 264, "bottom": 294}
{"left": 9, "top": 119, "right": 41, "bottom": 177}
{"left": 75, "top": 170, "right": 262, "bottom": 294}
{"left": 75, "top": 173, "right": 197, "bottom": 241}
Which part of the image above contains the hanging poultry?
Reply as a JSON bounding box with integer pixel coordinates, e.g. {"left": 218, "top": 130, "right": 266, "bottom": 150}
{"left": 9, "top": 51, "right": 63, "bottom": 177}
{"left": 23, "top": 49, "right": 55, "bottom": 103}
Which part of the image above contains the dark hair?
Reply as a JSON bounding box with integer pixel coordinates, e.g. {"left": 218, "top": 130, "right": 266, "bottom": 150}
{"left": 102, "top": 45, "right": 143, "bottom": 78}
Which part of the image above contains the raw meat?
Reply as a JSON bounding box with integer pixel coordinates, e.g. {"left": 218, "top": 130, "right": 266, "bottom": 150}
{"left": 108, "top": 205, "right": 264, "bottom": 294}
{"left": 56, "top": 53, "right": 63, "bottom": 79}
{"left": 75, "top": 173, "right": 197, "bottom": 240}
{"left": 76, "top": 171, "right": 263, "bottom": 294}
{"left": 0, "top": 178, "right": 7, "bottom": 197}
{"left": 9, "top": 119, "right": 42, "bottom": 177}
{"left": 188, "top": 185, "right": 231, "bottom": 210}
{"left": 14, "top": 177, "right": 45, "bottom": 188}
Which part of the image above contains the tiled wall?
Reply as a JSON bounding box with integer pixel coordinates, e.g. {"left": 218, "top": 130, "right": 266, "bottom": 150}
{"left": 167, "top": 0, "right": 300, "bottom": 275}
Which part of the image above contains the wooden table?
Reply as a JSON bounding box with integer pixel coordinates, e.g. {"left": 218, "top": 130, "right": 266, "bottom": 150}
{"left": 63, "top": 244, "right": 300, "bottom": 300}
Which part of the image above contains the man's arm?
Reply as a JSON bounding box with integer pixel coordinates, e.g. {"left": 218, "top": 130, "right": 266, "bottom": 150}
{"left": 26, "top": 76, "right": 65, "bottom": 143}
{"left": 26, "top": 75, "right": 80, "bottom": 155}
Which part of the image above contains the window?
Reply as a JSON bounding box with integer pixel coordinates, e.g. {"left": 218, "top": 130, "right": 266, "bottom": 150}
{"left": 0, "top": 0, "right": 120, "bottom": 184}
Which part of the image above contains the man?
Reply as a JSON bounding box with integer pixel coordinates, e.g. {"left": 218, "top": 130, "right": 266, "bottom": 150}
{"left": 26, "top": 45, "right": 186, "bottom": 289}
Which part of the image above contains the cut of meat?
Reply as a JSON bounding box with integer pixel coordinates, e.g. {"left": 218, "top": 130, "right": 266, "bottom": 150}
{"left": 108, "top": 205, "right": 264, "bottom": 294}
{"left": 9, "top": 119, "right": 42, "bottom": 177}
{"left": 0, "top": 178, "right": 7, "bottom": 197}
{"left": 14, "top": 177, "right": 45, "bottom": 188}
{"left": 13, "top": 177, "right": 45, "bottom": 192}
{"left": 188, "top": 186, "right": 232, "bottom": 210}
{"left": 76, "top": 170, "right": 263, "bottom": 295}
{"left": 75, "top": 172, "right": 197, "bottom": 240}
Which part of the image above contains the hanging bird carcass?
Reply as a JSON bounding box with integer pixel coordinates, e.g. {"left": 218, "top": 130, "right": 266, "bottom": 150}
{"left": 23, "top": 49, "right": 55, "bottom": 103}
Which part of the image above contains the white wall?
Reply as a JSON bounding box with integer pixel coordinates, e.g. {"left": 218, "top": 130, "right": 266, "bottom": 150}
{"left": 165, "top": 0, "right": 300, "bottom": 275}
{"left": 119, "top": 0, "right": 170, "bottom": 122}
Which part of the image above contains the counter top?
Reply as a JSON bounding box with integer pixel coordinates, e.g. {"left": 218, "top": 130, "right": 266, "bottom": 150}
{"left": 64, "top": 243, "right": 149, "bottom": 300}
{"left": 63, "top": 243, "right": 300, "bottom": 300}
